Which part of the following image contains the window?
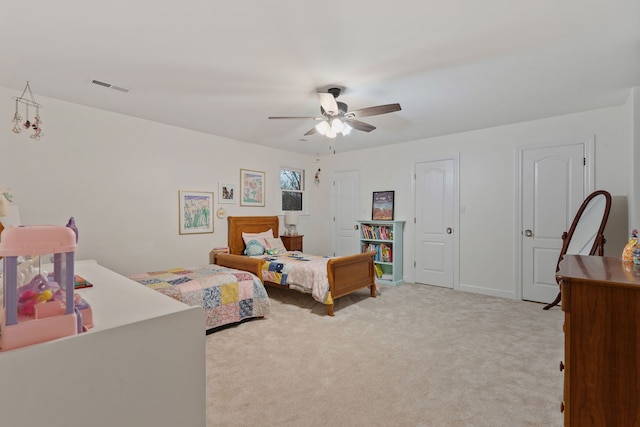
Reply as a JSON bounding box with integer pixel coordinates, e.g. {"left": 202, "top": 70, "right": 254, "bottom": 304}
{"left": 281, "top": 167, "right": 304, "bottom": 212}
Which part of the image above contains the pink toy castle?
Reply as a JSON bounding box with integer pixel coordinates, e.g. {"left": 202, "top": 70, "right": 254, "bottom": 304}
{"left": 0, "top": 220, "right": 92, "bottom": 352}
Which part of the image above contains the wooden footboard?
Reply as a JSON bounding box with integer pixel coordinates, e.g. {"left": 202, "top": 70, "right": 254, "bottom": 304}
{"left": 326, "top": 251, "right": 376, "bottom": 315}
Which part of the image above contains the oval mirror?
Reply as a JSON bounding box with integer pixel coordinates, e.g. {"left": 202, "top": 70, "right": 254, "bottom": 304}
{"left": 543, "top": 190, "right": 611, "bottom": 310}
{"left": 565, "top": 193, "right": 610, "bottom": 255}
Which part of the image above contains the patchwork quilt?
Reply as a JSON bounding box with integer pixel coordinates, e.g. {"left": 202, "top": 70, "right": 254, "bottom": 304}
{"left": 129, "top": 265, "right": 270, "bottom": 330}
{"left": 256, "top": 252, "right": 334, "bottom": 306}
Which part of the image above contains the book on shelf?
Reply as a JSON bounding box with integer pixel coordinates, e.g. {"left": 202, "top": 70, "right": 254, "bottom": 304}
{"left": 361, "top": 242, "right": 394, "bottom": 263}
{"left": 379, "top": 226, "right": 390, "bottom": 240}
{"left": 374, "top": 264, "right": 384, "bottom": 278}
{"left": 380, "top": 244, "right": 392, "bottom": 262}
{"left": 361, "top": 224, "right": 394, "bottom": 241}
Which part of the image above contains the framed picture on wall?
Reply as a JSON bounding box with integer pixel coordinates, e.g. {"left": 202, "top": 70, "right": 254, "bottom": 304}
{"left": 372, "top": 191, "right": 394, "bottom": 220}
{"left": 218, "top": 181, "right": 237, "bottom": 204}
{"left": 240, "top": 169, "right": 265, "bottom": 207}
{"left": 179, "top": 190, "right": 214, "bottom": 234}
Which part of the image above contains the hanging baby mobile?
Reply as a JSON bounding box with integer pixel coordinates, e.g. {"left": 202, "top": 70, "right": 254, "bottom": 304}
{"left": 11, "top": 81, "right": 44, "bottom": 140}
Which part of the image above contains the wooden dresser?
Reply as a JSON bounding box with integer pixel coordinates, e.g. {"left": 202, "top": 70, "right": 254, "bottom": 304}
{"left": 557, "top": 255, "right": 640, "bottom": 426}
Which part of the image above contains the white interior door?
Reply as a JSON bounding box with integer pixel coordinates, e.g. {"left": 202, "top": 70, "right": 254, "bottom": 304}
{"left": 415, "top": 158, "right": 457, "bottom": 288}
{"left": 521, "top": 143, "right": 586, "bottom": 302}
{"left": 333, "top": 170, "right": 360, "bottom": 256}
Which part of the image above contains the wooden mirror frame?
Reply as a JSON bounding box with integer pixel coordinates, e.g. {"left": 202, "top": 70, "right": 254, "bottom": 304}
{"left": 543, "top": 190, "right": 612, "bottom": 310}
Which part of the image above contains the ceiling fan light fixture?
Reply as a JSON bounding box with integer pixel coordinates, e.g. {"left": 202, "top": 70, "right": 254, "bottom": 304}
{"left": 315, "top": 120, "right": 330, "bottom": 136}
{"left": 268, "top": 87, "right": 401, "bottom": 145}
{"left": 331, "top": 118, "right": 344, "bottom": 133}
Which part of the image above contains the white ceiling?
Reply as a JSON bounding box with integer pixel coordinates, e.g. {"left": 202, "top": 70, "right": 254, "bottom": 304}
{"left": 2, "top": 1, "right": 640, "bottom": 156}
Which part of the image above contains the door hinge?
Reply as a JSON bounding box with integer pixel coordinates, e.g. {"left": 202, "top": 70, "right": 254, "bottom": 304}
{"left": 583, "top": 157, "right": 586, "bottom": 166}
{"left": 414, "top": 261, "right": 416, "bottom": 267}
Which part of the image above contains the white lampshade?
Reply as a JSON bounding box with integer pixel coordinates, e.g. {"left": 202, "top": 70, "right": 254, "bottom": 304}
{"left": 341, "top": 123, "right": 352, "bottom": 135}
{"left": 315, "top": 121, "right": 330, "bottom": 136}
{"left": 331, "top": 118, "right": 344, "bottom": 133}
{"left": 284, "top": 210, "right": 299, "bottom": 226}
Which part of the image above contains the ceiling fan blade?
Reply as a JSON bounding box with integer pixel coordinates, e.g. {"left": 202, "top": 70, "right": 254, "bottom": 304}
{"left": 269, "top": 116, "right": 323, "bottom": 120}
{"left": 318, "top": 92, "right": 339, "bottom": 116}
{"left": 304, "top": 127, "right": 317, "bottom": 136}
{"left": 348, "top": 103, "right": 401, "bottom": 118}
{"left": 347, "top": 119, "right": 376, "bottom": 132}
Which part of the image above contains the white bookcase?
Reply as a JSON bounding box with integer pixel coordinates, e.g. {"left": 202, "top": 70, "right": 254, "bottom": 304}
{"left": 358, "top": 220, "right": 405, "bottom": 285}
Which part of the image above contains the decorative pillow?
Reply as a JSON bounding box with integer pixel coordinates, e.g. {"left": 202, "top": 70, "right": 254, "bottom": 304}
{"left": 266, "top": 237, "right": 287, "bottom": 252}
{"left": 242, "top": 229, "right": 274, "bottom": 248}
{"left": 244, "top": 239, "right": 266, "bottom": 256}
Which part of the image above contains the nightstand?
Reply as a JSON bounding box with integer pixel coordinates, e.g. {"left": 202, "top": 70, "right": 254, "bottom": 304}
{"left": 280, "top": 235, "right": 303, "bottom": 252}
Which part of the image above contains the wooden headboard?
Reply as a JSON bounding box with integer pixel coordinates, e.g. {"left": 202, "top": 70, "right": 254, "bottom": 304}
{"left": 227, "top": 216, "right": 280, "bottom": 255}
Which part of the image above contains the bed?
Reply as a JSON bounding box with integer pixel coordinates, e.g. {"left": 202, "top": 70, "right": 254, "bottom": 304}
{"left": 128, "top": 264, "right": 269, "bottom": 332}
{"left": 213, "top": 216, "right": 376, "bottom": 316}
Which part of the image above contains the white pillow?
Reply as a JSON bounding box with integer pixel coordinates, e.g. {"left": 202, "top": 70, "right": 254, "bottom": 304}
{"left": 265, "top": 237, "right": 287, "bottom": 252}
{"left": 242, "top": 229, "right": 274, "bottom": 247}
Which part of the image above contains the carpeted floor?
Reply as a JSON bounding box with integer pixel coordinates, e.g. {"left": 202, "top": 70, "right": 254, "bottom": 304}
{"left": 205, "top": 282, "right": 564, "bottom": 427}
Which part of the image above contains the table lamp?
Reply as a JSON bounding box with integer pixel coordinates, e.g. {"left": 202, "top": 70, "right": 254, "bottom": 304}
{"left": 284, "top": 211, "right": 299, "bottom": 236}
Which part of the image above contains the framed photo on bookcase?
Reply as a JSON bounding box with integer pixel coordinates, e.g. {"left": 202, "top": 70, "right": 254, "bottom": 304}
{"left": 372, "top": 191, "right": 394, "bottom": 220}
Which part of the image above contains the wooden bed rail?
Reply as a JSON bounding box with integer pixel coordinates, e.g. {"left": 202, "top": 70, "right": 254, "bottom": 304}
{"left": 214, "top": 253, "right": 264, "bottom": 281}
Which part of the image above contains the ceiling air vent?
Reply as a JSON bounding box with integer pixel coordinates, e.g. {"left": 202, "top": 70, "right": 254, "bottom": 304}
{"left": 91, "top": 79, "right": 130, "bottom": 93}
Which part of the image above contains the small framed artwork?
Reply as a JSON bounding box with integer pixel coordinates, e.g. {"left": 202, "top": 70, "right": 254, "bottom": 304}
{"left": 179, "top": 190, "right": 214, "bottom": 235}
{"left": 240, "top": 169, "right": 265, "bottom": 207}
{"left": 372, "top": 191, "right": 395, "bottom": 220}
{"left": 218, "top": 181, "right": 237, "bottom": 204}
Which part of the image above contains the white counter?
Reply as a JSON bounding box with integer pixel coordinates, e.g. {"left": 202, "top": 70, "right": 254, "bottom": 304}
{"left": 0, "top": 260, "right": 205, "bottom": 427}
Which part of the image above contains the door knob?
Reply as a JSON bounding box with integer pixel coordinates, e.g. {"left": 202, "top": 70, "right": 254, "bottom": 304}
{"left": 446, "top": 227, "right": 453, "bottom": 234}
{"left": 354, "top": 225, "right": 359, "bottom": 230}
{"left": 524, "top": 229, "right": 533, "bottom": 237}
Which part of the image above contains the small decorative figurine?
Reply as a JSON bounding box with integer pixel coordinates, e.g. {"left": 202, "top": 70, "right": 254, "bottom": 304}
{"left": 622, "top": 229, "right": 639, "bottom": 262}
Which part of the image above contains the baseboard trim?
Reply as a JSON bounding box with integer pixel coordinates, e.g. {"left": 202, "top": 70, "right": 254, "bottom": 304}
{"left": 458, "top": 282, "right": 516, "bottom": 300}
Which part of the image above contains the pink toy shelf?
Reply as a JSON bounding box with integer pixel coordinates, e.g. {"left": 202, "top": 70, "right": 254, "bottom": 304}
{"left": 0, "top": 220, "right": 93, "bottom": 352}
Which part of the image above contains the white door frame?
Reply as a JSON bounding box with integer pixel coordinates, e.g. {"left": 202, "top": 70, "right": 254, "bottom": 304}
{"left": 412, "top": 153, "right": 460, "bottom": 289}
{"left": 513, "top": 136, "right": 594, "bottom": 300}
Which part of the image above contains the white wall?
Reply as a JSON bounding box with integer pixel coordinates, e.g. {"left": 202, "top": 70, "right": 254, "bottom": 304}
{"left": 318, "top": 106, "right": 630, "bottom": 299}
{"left": 627, "top": 87, "right": 640, "bottom": 229}
{"left": 0, "top": 86, "right": 317, "bottom": 275}
{"left": 0, "top": 85, "right": 634, "bottom": 299}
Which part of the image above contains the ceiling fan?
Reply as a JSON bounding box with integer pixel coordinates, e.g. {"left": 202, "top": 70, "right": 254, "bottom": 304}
{"left": 268, "top": 87, "right": 401, "bottom": 138}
